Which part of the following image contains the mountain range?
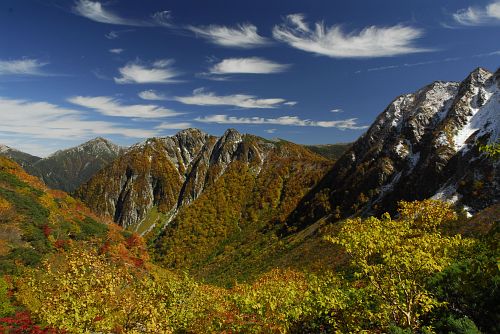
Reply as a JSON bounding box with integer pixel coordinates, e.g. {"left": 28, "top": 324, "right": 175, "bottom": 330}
{"left": 0, "top": 66, "right": 499, "bottom": 332}
{"left": 1, "top": 67, "right": 498, "bottom": 282}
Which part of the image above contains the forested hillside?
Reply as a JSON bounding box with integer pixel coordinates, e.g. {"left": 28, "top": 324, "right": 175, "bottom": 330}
{"left": 1, "top": 155, "right": 498, "bottom": 333}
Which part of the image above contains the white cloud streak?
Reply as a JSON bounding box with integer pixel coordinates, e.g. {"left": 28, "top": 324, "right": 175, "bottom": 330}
{"left": 195, "top": 114, "right": 368, "bottom": 130}
{"left": 355, "top": 51, "right": 500, "bottom": 73}
{"left": 73, "top": 0, "right": 172, "bottom": 27}
{"left": 138, "top": 90, "right": 168, "bottom": 101}
{"left": 187, "top": 23, "right": 270, "bottom": 48}
{"left": 155, "top": 122, "right": 192, "bottom": 130}
{"left": 452, "top": 1, "right": 500, "bottom": 26}
{"left": 330, "top": 108, "right": 343, "bottom": 113}
{"left": 273, "top": 14, "right": 430, "bottom": 58}
{"left": 209, "top": 57, "right": 289, "bottom": 74}
{"left": 0, "top": 59, "right": 48, "bottom": 76}
{"left": 105, "top": 29, "right": 134, "bottom": 39}
{"left": 175, "top": 88, "right": 289, "bottom": 109}
{"left": 0, "top": 97, "right": 160, "bottom": 155}
{"left": 151, "top": 11, "right": 173, "bottom": 27}
{"left": 109, "top": 48, "right": 124, "bottom": 54}
{"left": 68, "top": 96, "right": 182, "bottom": 118}
{"left": 114, "top": 59, "right": 180, "bottom": 84}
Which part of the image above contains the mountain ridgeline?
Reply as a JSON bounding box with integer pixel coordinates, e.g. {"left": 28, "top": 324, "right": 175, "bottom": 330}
{"left": 73, "top": 130, "right": 335, "bottom": 280}
{"left": 75, "top": 129, "right": 332, "bottom": 230}
{"left": 1, "top": 67, "right": 498, "bottom": 283}
{"left": 287, "top": 67, "right": 499, "bottom": 229}
{"left": 0, "top": 138, "right": 123, "bottom": 193}
{"left": 74, "top": 67, "right": 500, "bottom": 280}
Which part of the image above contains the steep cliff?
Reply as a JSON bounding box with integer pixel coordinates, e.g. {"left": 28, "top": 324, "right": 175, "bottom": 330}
{"left": 288, "top": 67, "right": 499, "bottom": 229}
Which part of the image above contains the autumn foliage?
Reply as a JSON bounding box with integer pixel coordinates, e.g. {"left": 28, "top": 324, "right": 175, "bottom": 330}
{"left": 0, "top": 157, "right": 497, "bottom": 333}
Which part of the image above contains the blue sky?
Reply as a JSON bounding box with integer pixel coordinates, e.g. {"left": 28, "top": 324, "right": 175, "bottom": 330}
{"left": 0, "top": 0, "right": 499, "bottom": 156}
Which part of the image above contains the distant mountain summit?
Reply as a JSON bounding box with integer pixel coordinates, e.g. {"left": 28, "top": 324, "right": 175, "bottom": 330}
{"left": 0, "top": 144, "right": 41, "bottom": 169}
{"left": 0, "top": 137, "right": 123, "bottom": 192}
{"left": 288, "top": 67, "right": 499, "bottom": 229}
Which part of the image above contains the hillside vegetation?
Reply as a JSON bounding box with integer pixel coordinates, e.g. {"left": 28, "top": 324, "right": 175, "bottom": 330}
{"left": 0, "top": 157, "right": 498, "bottom": 332}
{"left": 304, "top": 143, "right": 352, "bottom": 160}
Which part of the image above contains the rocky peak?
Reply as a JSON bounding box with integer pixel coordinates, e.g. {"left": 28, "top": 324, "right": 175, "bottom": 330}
{"left": 47, "top": 137, "right": 122, "bottom": 159}
{"left": 466, "top": 67, "right": 492, "bottom": 86}
{"left": 221, "top": 128, "right": 242, "bottom": 142}
{"left": 209, "top": 128, "right": 243, "bottom": 166}
{"left": 288, "top": 67, "right": 499, "bottom": 229}
{"left": 0, "top": 144, "right": 11, "bottom": 153}
{"left": 174, "top": 127, "right": 206, "bottom": 139}
{"left": 76, "top": 128, "right": 328, "bottom": 231}
{"left": 171, "top": 129, "right": 212, "bottom": 169}
{"left": 82, "top": 137, "right": 122, "bottom": 154}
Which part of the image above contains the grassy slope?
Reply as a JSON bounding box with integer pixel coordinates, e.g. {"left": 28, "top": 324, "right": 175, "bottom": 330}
{"left": 0, "top": 156, "right": 112, "bottom": 275}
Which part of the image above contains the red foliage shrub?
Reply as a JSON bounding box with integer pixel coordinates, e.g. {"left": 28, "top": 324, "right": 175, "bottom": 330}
{"left": 0, "top": 311, "right": 65, "bottom": 333}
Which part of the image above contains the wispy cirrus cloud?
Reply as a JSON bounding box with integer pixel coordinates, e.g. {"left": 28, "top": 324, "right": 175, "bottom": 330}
{"left": 0, "top": 96, "right": 160, "bottom": 156}
{"left": 105, "top": 29, "right": 134, "bottom": 39}
{"left": 109, "top": 48, "right": 124, "bottom": 54}
{"left": 68, "top": 96, "right": 182, "bottom": 118}
{"left": 208, "top": 57, "right": 290, "bottom": 74}
{"left": 273, "top": 14, "right": 430, "bottom": 58}
{"left": 196, "top": 114, "right": 368, "bottom": 129}
{"left": 330, "top": 108, "right": 343, "bottom": 113}
{"left": 151, "top": 11, "right": 173, "bottom": 27}
{"left": 355, "top": 50, "right": 500, "bottom": 73}
{"left": 138, "top": 90, "right": 168, "bottom": 101}
{"left": 73, "top": 0, "right": 172, "bottom": 27}
{"left": 91, "top": 68, "right": 110, "bottom": 80}
{"left": 155, "top": 122, "right": 192, "bottom": 130}
{"left": 451, "top": 1, "right": 500, "bottom": 26}
{"left": 175, "top": 88, "right": 289, "bottom": 109}
{"left": 187, "top": 23, "right": 271, "bottom": 48}
{"left": 114, "top": 59, "right": 180, "bottom": 84}
{"left": 0, "top": 59, "right": 49, "bottom": 76}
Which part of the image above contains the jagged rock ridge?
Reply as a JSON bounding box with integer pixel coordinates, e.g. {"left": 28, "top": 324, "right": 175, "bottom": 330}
{"left": 288, "top": 67, "right": 499, "bottom": 228}
{"left": 75, "top": 128, "right": 331, "bottom": 232}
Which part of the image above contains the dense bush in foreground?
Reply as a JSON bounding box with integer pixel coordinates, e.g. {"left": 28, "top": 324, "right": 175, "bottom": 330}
{"left": 1, "top": 199, "right": 495, "bottom": 333}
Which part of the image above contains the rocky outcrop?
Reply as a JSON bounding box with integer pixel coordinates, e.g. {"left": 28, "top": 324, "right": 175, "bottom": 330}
{"left": 76, "top": 128, "right": 331, "bottom": 231}
{"left": 288, "top": 67, "right": 499, "bottom": 228}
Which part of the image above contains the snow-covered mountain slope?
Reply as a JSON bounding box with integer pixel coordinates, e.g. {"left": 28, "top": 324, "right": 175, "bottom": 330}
{"left": 288, "top": 67, "right": 499, "bottom": 228}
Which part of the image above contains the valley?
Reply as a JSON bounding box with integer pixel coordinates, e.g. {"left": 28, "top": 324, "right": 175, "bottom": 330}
{"left": 0, "top": 66, "right": 498, "bottom": 332}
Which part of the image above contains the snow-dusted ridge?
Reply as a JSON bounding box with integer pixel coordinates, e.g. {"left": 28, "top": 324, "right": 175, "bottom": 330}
{"left": 289, "top": 67, "right": 499, "bottom": 226}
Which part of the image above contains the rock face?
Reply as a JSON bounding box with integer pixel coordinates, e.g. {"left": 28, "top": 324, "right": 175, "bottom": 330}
{"left": 0, "top": 138, "right": 123, "bottom": 192}
{"left": 76, "top": 128, "right": 332, "bottom": 231}
{"left": 289, "top": 67, "right": 499, "bottom": 228}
